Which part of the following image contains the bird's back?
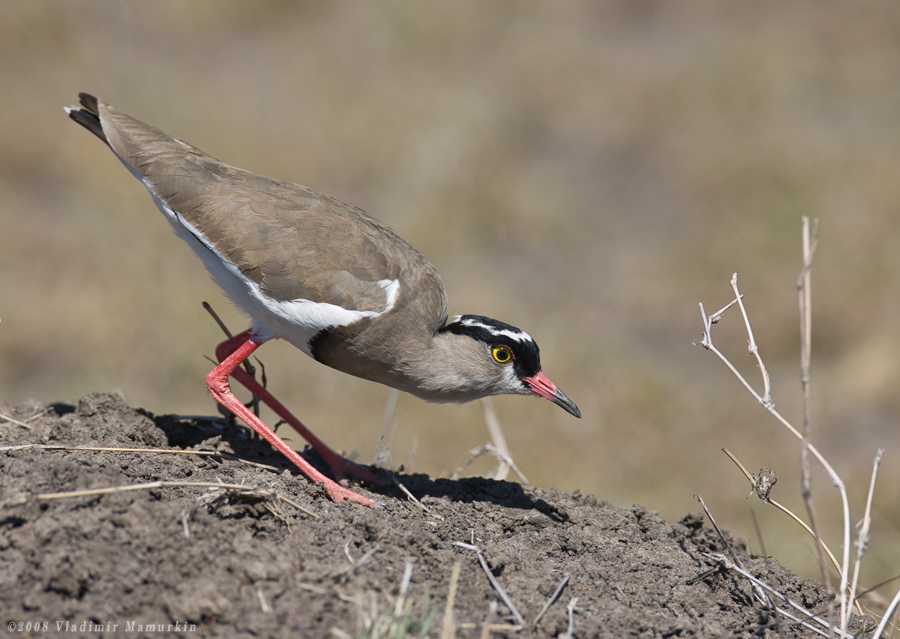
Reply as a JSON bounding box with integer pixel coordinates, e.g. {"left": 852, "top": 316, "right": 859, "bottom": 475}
{"left": 82, "top": 96, "right": 449, "bottom": 363}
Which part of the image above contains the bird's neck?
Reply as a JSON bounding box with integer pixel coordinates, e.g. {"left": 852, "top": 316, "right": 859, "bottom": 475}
{"left": 395, "top": 329, "right": 497, "bottom": 403}
{"left": 313, "top": 321, "right": 493, "bottom": 404}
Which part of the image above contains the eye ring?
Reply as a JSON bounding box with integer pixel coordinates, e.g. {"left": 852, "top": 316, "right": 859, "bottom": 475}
{"left": 492, "top": 345, "right": 513, "bottom": 364}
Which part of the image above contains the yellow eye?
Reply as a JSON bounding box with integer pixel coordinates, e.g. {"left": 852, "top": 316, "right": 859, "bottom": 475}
{"left": 492, "top": 345, "right": 513, "bottom": 364}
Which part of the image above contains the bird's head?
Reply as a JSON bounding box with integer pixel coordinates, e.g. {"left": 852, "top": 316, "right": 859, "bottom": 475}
{"left": 440, "top": 315, "right": 581, "bottom": 418}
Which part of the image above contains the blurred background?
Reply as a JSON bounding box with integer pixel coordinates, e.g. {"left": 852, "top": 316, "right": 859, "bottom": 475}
{"left": 2, "top": 1, "right": 899, "bottom": 602}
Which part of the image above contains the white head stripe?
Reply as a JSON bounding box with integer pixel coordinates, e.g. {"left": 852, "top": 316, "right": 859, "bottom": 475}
{"left": 460, "top": 318, "right": 533, "bottom": 343}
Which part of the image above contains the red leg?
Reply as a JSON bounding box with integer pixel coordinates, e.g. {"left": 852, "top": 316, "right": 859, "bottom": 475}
{"left": 214, "top": 330, "right": 388, "bottom": 487}
{"left": 206, "top": 330, "right": 380, "bottom": 506}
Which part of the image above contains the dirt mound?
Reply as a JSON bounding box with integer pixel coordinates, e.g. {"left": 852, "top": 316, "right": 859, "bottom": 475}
{"left": 0, "top": 392, "right": 855, "bottom": 637}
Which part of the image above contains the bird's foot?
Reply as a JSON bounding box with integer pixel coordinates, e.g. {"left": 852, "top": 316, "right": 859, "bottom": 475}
{"left": 322, "top": 479, "right": 382, "bottom": 507}
{"left": 328, "top": 457, "right": 392, "bottom": 488}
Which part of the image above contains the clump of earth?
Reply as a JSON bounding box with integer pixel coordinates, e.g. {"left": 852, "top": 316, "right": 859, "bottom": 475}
{"left": 1, "top": 392, "right": 860, "bottom": 637}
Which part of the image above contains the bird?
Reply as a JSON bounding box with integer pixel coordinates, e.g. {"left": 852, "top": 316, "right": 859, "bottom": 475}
{"left": 66, "top": 93, "right": 581, "bottom": 507}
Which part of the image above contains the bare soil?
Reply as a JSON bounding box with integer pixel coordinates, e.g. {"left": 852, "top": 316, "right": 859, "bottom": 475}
{"left": 0, "top": 393, "right": 864, "bottom": 637}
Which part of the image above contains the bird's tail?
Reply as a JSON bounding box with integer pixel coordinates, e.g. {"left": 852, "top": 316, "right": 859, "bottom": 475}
{"left": 65, "top": 93, "right": 109, "bottom": 146}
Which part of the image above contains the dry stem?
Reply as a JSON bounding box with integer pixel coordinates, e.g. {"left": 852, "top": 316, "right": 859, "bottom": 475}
{"left": 847, "top": 448, "right": 885, "bottom": 630}
{"left": 2, "top": 479, "right": 316, "bottom": 518}
{"left": 701, "top": 552, "right": 855, "bottom": 639}
{"left": 795, "top": 217, "right": 836, "bottom": 634}
{"left": 695, "top": 494, "right": 772, "bottom": 608}
{"left": 721, "top": 448, "right": 864, "bottom": 617}
{"left": 532, "top": 574, "right": 570, "bottom": 628}
{"left": 454, "top": 541, "right": 524, "bottom": 626}
{"left": 698, "top": 269, "right": 851, "bottom": 627}
{"left": 441, "top": 562, "right": 461, "bottom": 639}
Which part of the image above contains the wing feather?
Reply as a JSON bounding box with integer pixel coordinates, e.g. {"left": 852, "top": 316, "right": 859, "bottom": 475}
{"left": 96, "top": 99, "right": 436, "bottom": 316}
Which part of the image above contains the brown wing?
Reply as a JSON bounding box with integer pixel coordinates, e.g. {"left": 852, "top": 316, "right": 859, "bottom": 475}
{"left": 94, "top": 98, "right": 443, "bottom": 317}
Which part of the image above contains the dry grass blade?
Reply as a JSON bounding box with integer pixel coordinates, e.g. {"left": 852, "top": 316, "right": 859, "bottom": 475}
{"left": 872, "top": 587, "right": 900, "bottom": 639}
{"left": 479, "top": 601, "right": 497, "bottom": 639}
{"left": 393, "top": 561, "right": 414, "bottom": 619}
{"left": 330, "top": 545, "right": 377, "bottom": 581}
{"left": 373, "top": 388, "right": 399, "bottom": 469}
{"left": 343, "top": 566, "right": 438, "bottom": 639}
{"left": 701, "top": 552, "right": 855, "bottom": 639}
{"left": 454, "top": 541, "right": 524, "bottom": 626}
{"left": 0, "top": 412, "right": 33, "bottom": 430}
{"left": 0, "top": 443, "right": 286, "bottom": 473}
{"left": 532, "top": 573, "right": 570, "bottom": 628}
{"left": 557, "top": 597, "right": 580, "bottom": 639}
{"left": 848, "top": 448, "right": 885, "bottom": 631}
{"left": 750, "top": 509, "right": 767, "bottom": 559}
{"left": 0, "top": 406, "right": 53, "bottom": 430}
{"left": 392, "top": 476, "right": 443, "bottom": 520}
{"left": 694, "top": 494, "right": 772, "bottom": 608}
{"left": 794, "top": 217, "right": 838, "bottom": 633}
{"left": 3, "top": 479, "right": 317, "bottom": 518}
{"left": 257, "top": 587, "right": 272, "bottom": 614}
{"left": 697, "top": 240, "right": 853, "bottom": 630}
{"left": 721, "top": 448, "right": 863, "bottom": 616}
{"left": 481, "top": 398, "right": 510, "bottom": 481}
{"left": 441, "top": 561, "right": 461, "bottom": 639}
{"left": 0, "top": 443, "right": 220, "bottom": 456}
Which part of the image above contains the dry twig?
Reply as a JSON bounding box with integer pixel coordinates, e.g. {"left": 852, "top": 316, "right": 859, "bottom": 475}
{"left": 532, "top": 573, "right": 570, "bottom": 628}
{"left": 203, "top": 300, "right": 264, "bottom": 418}
{"left": 454, "top": 541, "right": 524, "bottom": 626}
{"left": 794, "top": 217, "right": 838, "bottom": 633}
{"left": 0, "top": 443, "right": 286, "bottom": 474}
{"left": 441, "top": 561, "right": 461, "bottom": 639}
{"left": 697, "top": 259, "right": 852, "bottom": 630}
{"left": 702, "top": 552, "right": 855, "bottom": 639}
{"left": 721, "top": 447, "right": 862, "bottom": 616}
{"left": 373, "top": 388, "right": 400, "bottom": 469}
{"left": 451, "top": 443, "right": 529, "bottom": 483}
{"left": 557, "top": 597, "right": 580, "bottom": 639}
{"left": 872, "top": 587, "right": 900, "bottom": 639}
{"left": 694, "top": 494, "right": 772, "bottom": 609}
{"left": 2, "top": 479, "right": 316, "bottom": 518}
{"left": 449, "top": 398, "right": 528, "bottom": 483}
{"left": 480, "top": 398, "right": 510, "bottom": 480}
{"left": 847, "top": 449, "right": 885, "bottom": 626}
{"left": 0, "top": 406, "right": 52, "bottom": 430}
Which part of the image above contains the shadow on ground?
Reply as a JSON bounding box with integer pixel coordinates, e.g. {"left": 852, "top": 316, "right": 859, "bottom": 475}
{"left": 0, "top": 393, "right": 866, "bottom": 637}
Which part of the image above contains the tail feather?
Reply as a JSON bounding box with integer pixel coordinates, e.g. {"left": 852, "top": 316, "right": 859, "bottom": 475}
{"left": 65, "top": 92, "right": 108, "bottom": 145}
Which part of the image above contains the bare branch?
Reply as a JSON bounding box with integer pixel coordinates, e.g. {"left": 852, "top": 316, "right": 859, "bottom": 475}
{"left": 730, "top": 274, "right": 773, "bottom": 407}
{"left": 701, "top": 552, "right": 855, "bottom": 639}
{"left": 697, "top": 260, "right": 853, "bottom": 627}
{"left": 872, "top": 585, "right": 900, "bottom": 639}
{"left": 694, "top": 494, "right": 772, "bottom": 608}
{"left": 847, "top": 448, "right": 885, "bottom": 634}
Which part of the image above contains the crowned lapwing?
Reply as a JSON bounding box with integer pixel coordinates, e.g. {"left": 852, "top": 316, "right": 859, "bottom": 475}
{"left": 67, "top": 93, "right": 580, "bottom": 506}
